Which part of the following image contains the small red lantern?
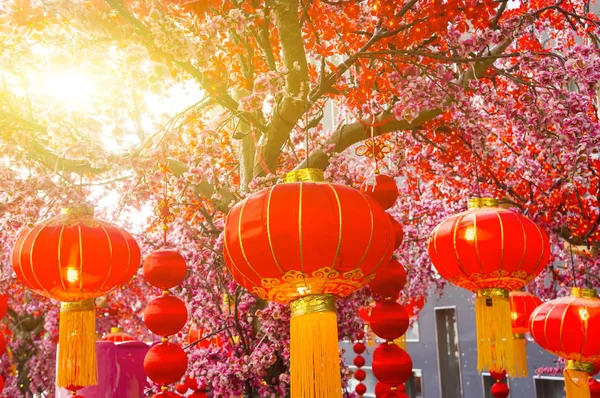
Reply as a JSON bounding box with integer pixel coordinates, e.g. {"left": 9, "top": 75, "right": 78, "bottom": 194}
{"left": 530, "top": 288, "right": 600, "bottom": 397}
{"left": 11, "top": 205, "right": 140, "bottom": 388}
{"left": 360, "top": 174, "right": 399, "bottom": 210}
{"left": 590, "top": 379, "right": 600, "bottom": 397}
{"left": 102, "top": 326, "right": 135, "bottom": 343}
{"left": 175, "top": 383, "right": 188, "bottom": 394}
{"left": 355, "top": 383, "right": 367, "bottom": 395}
{"left": 354, "top": 369, "right": 366, "bottom": 381}
{"left": 372, "top": 343, "right": 412, "bottom": 387}
{"left": 510, "top": 291, "right": 542, "bottom": 377}
{"left": 389, "top": 216, "right": 404, "bottom": 250}
{"left": 0, "top": 295, "right": 7, "bottom": 320}
{"left": 369, "top": 301, "right": 409, "bottom": 341}
{"left": 403, "top": 296, "right": 425, "bottom": 318}
{"left": 354, "top": 356, "right": 366, "bottom": 367}
{"left": 144, "top": 295, "right": 188, "bottom": 337}
{"left": 369, "top": 258, "right": 406, "bottom": 300}
{"left": 224, "top": 168, "right": 394, "bottom": 398}
{"left": 353, "top": 342, "right": 366, "bottom": 354}
{"left": 144, "top": 342, "right": 188, "bottom": 386}
{"left": 143, "top": 250, "right": 187, "bottom": 289}
{"left": 429, "top": 197, "right": 549, "bottom": 376}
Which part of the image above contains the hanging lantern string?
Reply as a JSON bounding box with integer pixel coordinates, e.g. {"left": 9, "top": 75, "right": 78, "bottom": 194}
{"left": 370, "top": 114, "right": 379, "bottom": 174}
{"left": 568, "top": 244, "right": 580, "bottom": 288}
{"left": 154, "top": 161, "right": 175, "bottom": 247}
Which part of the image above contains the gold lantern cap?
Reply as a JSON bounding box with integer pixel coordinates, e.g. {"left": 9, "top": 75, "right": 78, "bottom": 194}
{"left": 110, "top": 326, "right": 124, "bottom": 334}
{"left": 468, "top": 197, "right": 499, "bottom": 209}
{"left": 570, "top": 287, "right": 597, "bottom": 299}
{"left": 61, "top": 204, "right": 95, "bottom": 216}
{"left": 284, "top": 168, "right": 324, "bottom": 183}
{"left": 566, "top": 360, "right": 595, "bottom": 373}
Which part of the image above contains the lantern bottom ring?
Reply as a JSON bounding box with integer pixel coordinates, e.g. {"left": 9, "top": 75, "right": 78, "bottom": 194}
{"left": 291, "top": 294, "right": 336, "bottom": 317}
{"left": 477, "top": 288, "right": 509, "bottom": 299}
{"left": 566, "top": 360, "right": 594, "bottom": 373}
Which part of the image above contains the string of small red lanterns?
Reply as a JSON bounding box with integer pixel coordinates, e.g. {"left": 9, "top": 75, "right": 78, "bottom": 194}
{"left": 142, "top": 249, "right": 189, "bottom": 398}
{"left": 353, "top": 331, "right": 367, "bottom": 396}
{"left": 360, "top": 174, "right": 412, "bottom": 398}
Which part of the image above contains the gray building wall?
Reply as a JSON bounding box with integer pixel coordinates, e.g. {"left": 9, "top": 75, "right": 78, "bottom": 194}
{"left": 341, "top": 284, "right": 558, "bottom": 398}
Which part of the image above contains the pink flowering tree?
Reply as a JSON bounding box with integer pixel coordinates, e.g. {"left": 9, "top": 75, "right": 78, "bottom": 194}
{"left": 0, "top": 0, "right": 599, "bottom": 396}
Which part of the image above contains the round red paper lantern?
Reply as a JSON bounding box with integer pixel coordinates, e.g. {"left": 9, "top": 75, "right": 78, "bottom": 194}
{"left": 143, "top": 250, "right": 187, "bottom": 290}
{"left": 360, "top": 174, "right": 398, "bottom": 210}
{"left": 375, "top": 382, "right": 391, "bottom": 397}
{"left": 144, "top": 295, "right": 188, "bottom": 337}
{"left": 510, "top": 291, "right": 542, "bottom": 334}
{"left": 370, "top": 301, "right": 409, "bottom": 341}
{"left": 175, "top": 383, "right": 188, "bottom": 394}
{"left": 144, "top": 342, "right": 188, "bottom": 386}
{"left": 354, "top": 369, "right": 366, "bottom": 381}
{"left": 185, "top": 376, "right": 199, "bottom": 390}
{"left": 355, "top": 383, "right": 367, "bottom": 395}
{"left": 403, "top": 296, "right": 425, "bottom": 318}
{"left": 224, "top": 170, "right": 394, "bottom": 304}
{"left": 372, "top": 343, "right": 412, "bottom": 387}
{"left": 12, "top": 206, "right": 140, "bottom": 301}
{"left": 429, "top": 198, "right": 549, "bottom": 294}
{"left": 358, "top": 307, "right": 371, "bottom": 323}
{"left": 590, "top": 379, "right": 600, "bottom": 397}
{"left": 354, "top": 355, "right": 366, "bottom": 367}
{"left": 490, "top": 369, "right": 506, "bottom": 382}
{"left": 369, "top": 259, "right": 407, "bottom": 300}
{"left": 353, "top": 342, "right": 366, "bottom": 354}
{"left": 189, "top": 393, "right": 208, "bottom": 398}
{"left": 491, "top": 382, "right": 510, "bottom": 398}
{"left": 102, "top": 327, "right": 135, "bottom": 343}
{"left": 389, "top": 216, "right": 404, "bottom": 249}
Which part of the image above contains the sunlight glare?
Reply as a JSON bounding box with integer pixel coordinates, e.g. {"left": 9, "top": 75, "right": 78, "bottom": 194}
{"left": 32, "top": 70, "right": 96, "bottom": 103}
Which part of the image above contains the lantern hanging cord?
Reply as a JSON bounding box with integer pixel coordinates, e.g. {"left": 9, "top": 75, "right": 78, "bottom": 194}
{"left": 568, "top": 244, "right": 579, "bottom": 288}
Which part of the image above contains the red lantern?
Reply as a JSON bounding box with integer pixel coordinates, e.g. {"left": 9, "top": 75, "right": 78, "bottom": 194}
{"left": 530, "top": 288, "right": 600, "bottom": 397}
{"left": 590, "top": 379, "right": 600, "bottom": 397}
{"left": 189, "top": 392, "right": 208, "bottom": 398}
{"left": 152, "top": 392, "right": 183, "bottom": 398}
{"left": 102, "top": 326, "right": 135, "bottom": 343}
{"left": 369, "top": 258, "right": 406, "bottom": 300}
{"left": 144, "top": 342, "right": 188, "bottom": 386}
{"left": 0, "top": 375, "right": 4, "bottom": 393}
{"left": 381, "top": 392, "right": 409, "bottom": 398}
{"left": 11, "top": 205, "right": 140, "bottom": 388}
{"left": 0, "top": 295, "right": 7, "bottom": 320}
{"left": 372, "top": 343, "right": 412, "bottom": 387}
{"left": 355, "top": 383, "right": 367, "bottom": 395}
{"left": 491, "top": 382, "right": 510, "bottom": 398}
{"left": 185, "top": 376, "right": 199, "bottom": 391}
{"left": 403, "top": 296, "right": 425, "bottom": 318}
{"left": 186, "top": 327, "right": 223, "bottom": 348}
{"left": 389, "top": 216, "right": 404, "bottom": 250}
{"left": 353, "top": 342, "right": 366, "bottom": 354}
{"left": 375, "top": 382, "right": 391, "bottom": 397}
{"left": 0, "top": 333, "right": 5, "bottom": 357}
{"left": 369, "top": 301, "right": 409, "bottom": 341}
{"left": 358, "top": 307, "right": 371, "bottom": 323}
{"left": 224, "top": 168, "right": 394, "bottom": 398}
{"left": 144, "top": 295, "right": 188, "bottom": 337}
{"left": 360, "top": 174, "right": 399, "bottom": 210}
{"left": 354, "top": 369, "right": 366, "bottom": 381}
{"left": 429, "top": 197, "right": 550, "bottom": 376}
{"left": 175, "top": 383, "right": 188, "bottom": 394}
{"left": 143, "top": 250, "right": 187, "bottom": 289}
{"left": 354, "top": 356, "right": 366, "bottom": 367}
{"left": 510, "top": 291, "right": 542, "bottom": 377}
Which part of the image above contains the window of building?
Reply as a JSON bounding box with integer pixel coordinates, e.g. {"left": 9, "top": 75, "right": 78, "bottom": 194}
{"left": 406, "top": 319, "right": 420, "bottom": 342}
{"left": 435, "top": 306, "right": 463, "bottom": 398}
{"left": 481, "top": 372, "right": 509, "bottom": 398}
{"left": 406, "top": 369, "right": 424, "bottom": 398}
{"left": 534, "top": 376, "right": 566, "bottom": 398}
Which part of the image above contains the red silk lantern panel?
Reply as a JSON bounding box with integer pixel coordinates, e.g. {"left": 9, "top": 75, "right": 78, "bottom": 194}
{"left": 428, "top": 199, "right": 550, "bottom": 293}
{"left": 185, "top": 376, "right": 199, "bottom": 390}
{"left": 189, "top": 393, "right": 208, "bottom": 398}
{"left": 355, "top": 383, "right": 367, "bottom": 395}
{"left": 175, "top": 383, "right": 188, "bottom": 394}
{"left": 360, "top": 174, "right": 399, "bottom": 210}
{"left": 11, "top": 206, "right": 141, "bottom": 302}
{"left": 102, "top": 327, "right": 135, "bottom": 343}
{"left": 144, "top": 342, "right": 188, "bottom": 386}
{"left": 353, "top": 342, "right": 366, "bottom": 355}
{"left": 590, "top": 379, "right": 600, "bottom": 397}
{"left": 0, "top": 374, "right": 3, "bottom": 393}
{"left": 491, "top": 382, "right": 510, "bottom": 398}
{"left": 354, "top": 369, "right": 366, "bottom": 381}
{"left": 0, "top": 295, "right": 7, "bottom": 320}
{"left": 143, "top": 249, "right": 187, "bottom": 290}
{"left": 369, "top": 258, "right": 406, "bottom": 300}
{"left": 186, "top": 327, "right": 223, "bottom": 348}
{"left": 530, "top": 289, "right": 600, "bottom": 363}
{"left": 375, "top": 382, "right": 391, "bottom": 397}
{"left": 510, "top": 291, "right": 542, "bottom": 334}
{"left": 372, "top": 343, "right": 412, "bottom": 387}
{"left": 354, "top": 356, "right": 366, "bottom": 367}
{"left": 0, "top": 333, "right": 5, "bottom": 357}
{"left": 389, "top": 216, "right": 404, "bottom": 250}
{"left": 224, "top": 175, "right": 394, "bottom": 304}
{"left": 369, "top": 301, "right": 409, "bottom": 341}
{"left": 144, "top": 295, "right": 188, "bottom": 337}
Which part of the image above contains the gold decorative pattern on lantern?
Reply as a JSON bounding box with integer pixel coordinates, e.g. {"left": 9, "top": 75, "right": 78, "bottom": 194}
{"left": 468, "top": 197, "right": 499, "bottom": 209}
{"left": 252, "top": 267, "right": 375, "bottom": 304}
{"left": 284, "top": 168, "right": 325, "bottom": 183}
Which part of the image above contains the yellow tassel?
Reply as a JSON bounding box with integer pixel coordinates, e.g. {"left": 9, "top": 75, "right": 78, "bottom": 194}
{"left": 57, "top": 299, "right": 98, "bottom": 388}
{"left": 290, "top": 295, "right": 342, "bottom": 398}
{"left": 564, "top": 361, "right": 592, "bottom": 398}
{"left": 394, "top": 334, "right": 407, "bottom": 350}
{"left": 513, "top": 334, "right": 528, "bottom": 378}
{"left": 475, "top": 289, "right": 515, "bottom": 376}
{"left": 366, "top": 325, "right": 377, "bottom": 347}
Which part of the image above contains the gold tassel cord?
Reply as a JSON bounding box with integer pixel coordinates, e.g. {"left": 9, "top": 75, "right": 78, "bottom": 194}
{"left": 513, "top": 334, "right": 528, "bottom": 378}
{"left": 564, "top": 361, "right": 593, "bottom": 398}
{"left": 290, "top": 295, "right": 342, "bottom": 398}
{"left": 475, "top": 289, "right": 515, "bottom": 376}
{"left": 57, "top": 299, "right": 98, "bottom": 388}
{"left": 394, "top": 334, "right": 407, "bottom": 350}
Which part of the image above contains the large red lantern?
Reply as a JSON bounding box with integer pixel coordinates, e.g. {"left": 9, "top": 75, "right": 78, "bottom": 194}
{"left": 510, "top": 291, "right": 542, "bottom": 377}
{"left": 428, "top": 197, "right": 549, "bottom": 376}
{"left": 11, "top": 205, "right": 140, "bottom": 389}
{"left": 530, "top": 288, "right": 600, "bottom": 398}
{"left": 224, "top": 168, "right": 394, "bottom": 398}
